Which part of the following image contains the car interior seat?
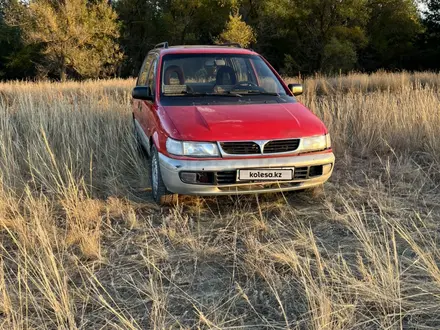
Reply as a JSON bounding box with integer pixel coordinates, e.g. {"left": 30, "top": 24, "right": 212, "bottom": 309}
{"left": 213, "top": 66, "right": 237, "bottom": 93}
{"left": 164, "top": 65, "right": 185, "bottom": 85}
{"left": 163, "top": 65, "right": 186, "bottom": 94}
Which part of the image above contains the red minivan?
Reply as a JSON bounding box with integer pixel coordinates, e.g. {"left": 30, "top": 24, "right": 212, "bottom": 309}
{"left": 132, "top": 42, "right": 334, "bottom": 204}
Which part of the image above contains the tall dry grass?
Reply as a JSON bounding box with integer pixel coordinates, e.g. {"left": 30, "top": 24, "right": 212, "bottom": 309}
{"left": 0, "top": 72, "right": 439, "bottom": 329}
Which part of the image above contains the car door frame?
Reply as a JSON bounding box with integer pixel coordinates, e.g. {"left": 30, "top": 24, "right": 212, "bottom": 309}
{"left": 133, "top": 52, "right": 158, "bottom": 155}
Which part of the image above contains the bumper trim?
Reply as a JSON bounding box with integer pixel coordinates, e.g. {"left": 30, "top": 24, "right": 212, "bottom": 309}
{"left": 158, "top": 152, "right": 335, "bottom": 195}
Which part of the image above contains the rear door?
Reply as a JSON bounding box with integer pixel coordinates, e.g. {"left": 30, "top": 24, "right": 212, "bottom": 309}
{"left": 142, "top": 56, "right": 158, "bottom": 143}
{"left": 133, "top": 53, "right": 155, "bottom": 140}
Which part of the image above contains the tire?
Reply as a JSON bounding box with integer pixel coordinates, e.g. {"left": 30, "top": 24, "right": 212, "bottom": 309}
{"left": 150, "top": 145, "right": 178, "bottom": 205}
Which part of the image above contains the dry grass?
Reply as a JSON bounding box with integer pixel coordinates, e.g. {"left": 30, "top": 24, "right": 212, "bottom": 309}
{"left": 0, "top": 72, "right": 439, "bottom": 329}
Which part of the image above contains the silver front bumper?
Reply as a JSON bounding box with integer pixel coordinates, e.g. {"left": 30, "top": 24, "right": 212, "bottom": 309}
{"left": 158, "top": 152, "right": 335, "bottom": 195}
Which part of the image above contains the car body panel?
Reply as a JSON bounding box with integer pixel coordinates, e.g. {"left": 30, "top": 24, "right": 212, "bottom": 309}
{"left": 162, "top": 102, "right": 327, "bottom": 142}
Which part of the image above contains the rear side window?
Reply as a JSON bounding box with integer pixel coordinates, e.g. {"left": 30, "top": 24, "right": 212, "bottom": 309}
{"left": 137, "top": 55, "right": 154, "bottom": 86}
{"left": 147, "top": 59, "right": 157, "bottom": 94}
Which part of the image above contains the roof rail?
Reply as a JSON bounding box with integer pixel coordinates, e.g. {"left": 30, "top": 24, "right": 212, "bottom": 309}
{"left": 154, "top": 42, "right": 169, "bottom": 49}
{"left": 218, "top": 42, "right": 242, "bottom": 48}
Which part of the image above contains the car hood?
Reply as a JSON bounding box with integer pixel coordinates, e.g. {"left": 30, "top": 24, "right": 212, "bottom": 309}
{"left": 163, "top": 102, "right": 327, "bottom": 141}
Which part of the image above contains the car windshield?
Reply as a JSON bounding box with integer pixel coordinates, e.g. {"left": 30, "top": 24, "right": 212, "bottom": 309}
{"left": 160, "top": 54, "right": 288, "bottom": 98}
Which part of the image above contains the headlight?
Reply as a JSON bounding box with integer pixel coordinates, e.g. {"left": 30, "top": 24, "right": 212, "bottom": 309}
{"left": 325, "top": 133, "right": 331, "bottom": 148}
{"left": 183, "top": 141, "right": 220, "bottom": 157}
{"left": 166, "top": 138, "right": 184, "bottom": 155}
{"left": 166, "top": 138, "right": 220, "bottom": 157}
{"left": 301, "top": 134, "right": 330, "bottom": 152}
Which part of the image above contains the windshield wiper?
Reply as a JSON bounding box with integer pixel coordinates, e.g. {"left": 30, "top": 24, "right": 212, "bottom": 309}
{"left": 165, "top": 91, "right": 242, "bottom": 97}
{"left": 233, "top": 90, "right": 280, "bottom": 96}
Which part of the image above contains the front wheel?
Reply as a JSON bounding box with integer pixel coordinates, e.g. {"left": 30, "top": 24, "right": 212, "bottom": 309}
{"left": 150, "top": 145, "right": 178, "bottom": 205}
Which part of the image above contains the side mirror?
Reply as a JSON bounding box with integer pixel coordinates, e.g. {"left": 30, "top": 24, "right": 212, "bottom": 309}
{"left": 132, "top": 86, "right": 153, "bottom": 101}
{"left": 288, "top": 83, "right": 303, "bottom": 96}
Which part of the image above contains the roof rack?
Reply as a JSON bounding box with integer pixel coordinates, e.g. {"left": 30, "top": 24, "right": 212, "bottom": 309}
{"left": 218, "top": 43, "right": 242, "bottom": 48}
{"left": 153, "top": 42, "right": 245, "bottom": 50}
{"left": 154, "top": 42, "right": 169, "bottom": 49}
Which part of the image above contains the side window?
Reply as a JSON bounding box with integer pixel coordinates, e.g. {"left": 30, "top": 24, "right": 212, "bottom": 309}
{"left": 253, "top": 59, "right": 271, "bottom": 78}
{"left": 137, "top": 55, "right": 153, "bottom": 86}
{"left": 252, "top": 58, "right": 280, "bottom": 93}
{"left": 146, "top": 58, "right": 157, "bottom": 95}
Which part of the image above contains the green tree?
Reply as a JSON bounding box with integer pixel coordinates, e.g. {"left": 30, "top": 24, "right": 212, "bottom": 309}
{"left": 360, "top": 0, "right": 423, "bottom": 70}
{"left": 0, "top": 0, "right": 37, "bottom": 79}
{"left": 411, "top": 0, "right": 440, "bottom": 70}
{"left": 424, "top": 0, "right": 440, "bottom": 24}
{"left": 299, "top": 0, "right": 370, "bottom": 72}
{"left": 115, "top": 0, "right": 231, "bottom": 76}
{"left": 241, "top": 0, "right": 369, "bottom": 74}
{"left": 0, "top": 0, "right": 435, "bottom": 79}
{"left": 6, "top": 0, "right": 123, "bottom": 80}
{"left": 115, "top": 0, "right": 167, "bottom": 76}
{"left": 216, "top": 7, "right": 256, "bottom": 47}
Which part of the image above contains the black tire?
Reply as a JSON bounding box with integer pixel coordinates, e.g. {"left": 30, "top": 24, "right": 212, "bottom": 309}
{"left": 150, "top": 145, "right": 178, "bottom": 205}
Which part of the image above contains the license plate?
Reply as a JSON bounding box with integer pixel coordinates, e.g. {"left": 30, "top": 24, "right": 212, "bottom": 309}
{"left": 237, "top": 169, "right": 293, "bottom": 181}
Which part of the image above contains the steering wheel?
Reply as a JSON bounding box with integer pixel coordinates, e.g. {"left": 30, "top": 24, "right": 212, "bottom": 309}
{"left": 232, "top": 81, "right": 259, "bottom": 89}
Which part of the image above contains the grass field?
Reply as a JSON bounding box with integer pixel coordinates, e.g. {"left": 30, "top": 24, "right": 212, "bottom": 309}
{"left": 0, "top": 72, "right": 439, "bottom": 329}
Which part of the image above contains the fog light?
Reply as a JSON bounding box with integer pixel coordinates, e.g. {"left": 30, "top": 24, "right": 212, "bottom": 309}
{"left": 179, "top": 171, "right": 214, "bottom": 184}
{"left": 322, "top": 164, "right": 333, "bottom": 175}
{"left": 180, "top": 172, "right": 197, "bottom": 184}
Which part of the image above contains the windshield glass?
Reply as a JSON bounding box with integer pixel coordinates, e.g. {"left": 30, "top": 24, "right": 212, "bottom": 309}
{"left": 160, "top": 54, "right": 288, "bottom": 98}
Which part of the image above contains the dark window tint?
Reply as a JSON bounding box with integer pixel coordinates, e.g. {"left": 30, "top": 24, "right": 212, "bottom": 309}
{"left": 137, "top": 54, "right": 154, "bottom": 86}
{"left": 147, "top": 59, "right": 157, "bottom": 94}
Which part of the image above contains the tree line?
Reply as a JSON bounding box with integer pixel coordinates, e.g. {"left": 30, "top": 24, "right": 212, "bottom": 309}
{"left": 0, "top": 0, "right": 439, "bottom": 81}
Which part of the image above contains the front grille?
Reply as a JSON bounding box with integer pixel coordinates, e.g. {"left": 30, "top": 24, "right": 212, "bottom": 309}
{"left": 263, "top": 139, "right": 300, "bottom": 154}
{"left": 220, "top": 142, "right": 260, "bottom": 154}
{"left": 215, "top": 171, "right": 236, "bottom": 184}
{"left": 220, "top": 139, "right": 300, "bottom": 155}
{"left": 293, "top": 167, "right": 308, "bottom": 179}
